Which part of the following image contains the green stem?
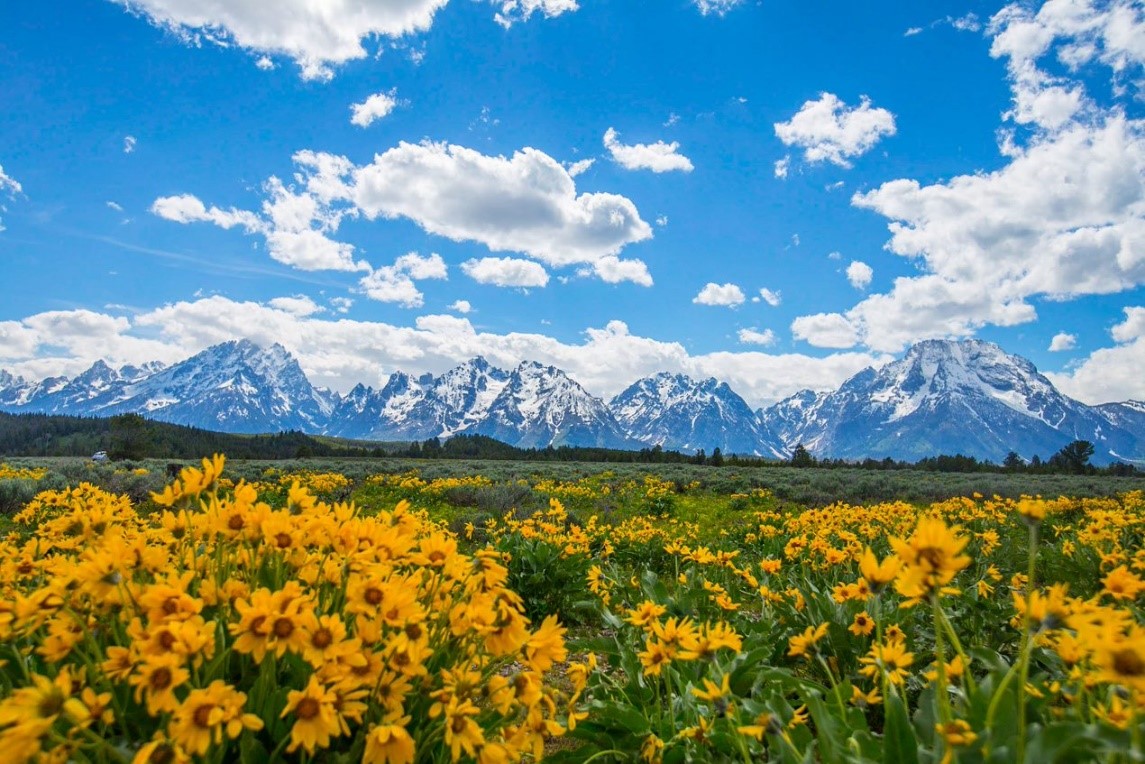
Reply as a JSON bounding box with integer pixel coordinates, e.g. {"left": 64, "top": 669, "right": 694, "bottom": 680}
{"left": 1015, "top": 523, "right": 1039, "bottom": 764}
{"left": 935, "top": 605, "right": 977, "bottom": 698}
{"left": 815, "top": 652, "right": 849, "bottom": 720}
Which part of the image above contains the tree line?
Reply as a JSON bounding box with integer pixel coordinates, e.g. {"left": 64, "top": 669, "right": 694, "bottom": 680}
{"left": 0, "top": 412, "right": 1136, "bottom": 476}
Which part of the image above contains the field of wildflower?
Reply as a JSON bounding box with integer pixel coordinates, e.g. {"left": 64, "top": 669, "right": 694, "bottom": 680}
{"left": 1, "top": 456, "right": 1143, "bottom": 762}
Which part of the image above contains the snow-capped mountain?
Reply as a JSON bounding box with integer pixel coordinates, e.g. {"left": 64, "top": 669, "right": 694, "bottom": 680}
{"left": 469, "top": 361, "right": 634, "bottom": 449}
{"left": 3, "top": 337, "right": 1145, "bottom": 463}
{"left": 611, "top": 372, "right": 784, "bottom": 456}
{"left": 325, "top": 357, "right": 510, "bottom": 441}
{"left": 759, "top": 339, "right": 1143, "bottom": 464}
{"left": 0, "top": 340, "right": 335, "bottom": 434}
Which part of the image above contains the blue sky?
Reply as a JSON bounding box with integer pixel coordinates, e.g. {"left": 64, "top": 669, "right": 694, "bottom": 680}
{"left": 1, "top": 0, "right": 1143, "bottom": 407}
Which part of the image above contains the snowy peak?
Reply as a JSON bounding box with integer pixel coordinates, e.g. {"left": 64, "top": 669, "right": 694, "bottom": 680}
{"left": 760, "top": 338, "right": 1144, "bottom": 464}
{"left": 611, "top": 371, "right": 781, "bottom": 456}
{"left": 470, "top": 361, "right": 632, "bottom": 448}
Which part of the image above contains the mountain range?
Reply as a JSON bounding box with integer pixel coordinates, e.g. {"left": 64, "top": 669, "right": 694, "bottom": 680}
{"left": 2, "top": 338, "right": 1142, "bottom": 465}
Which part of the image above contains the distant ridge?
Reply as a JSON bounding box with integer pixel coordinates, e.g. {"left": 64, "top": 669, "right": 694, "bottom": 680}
{"left": 2, "top": 338, "right": 1142, "bottom": 464}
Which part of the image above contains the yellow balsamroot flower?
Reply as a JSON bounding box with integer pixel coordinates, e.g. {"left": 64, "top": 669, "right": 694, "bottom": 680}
{"left": 859, "top": 638, "right": 914, "bottom": 687}
{"left": 439, "top": 696, "right": 485, "bottom": 761}
{"left": 364, "top": 718, "right": 416, "bottom": 764}
{"left": 924, "top": 655, "right": 965, "bottom": 685}
{"left": 849, "top": 611, "right": 876, "bottom": 637}
{"left": 525, "top": 614, "right": 567, "bottom": 672}
{"left": 787, "top": 622, "right": 829, "bottom": 659}
{"left": 627, "top": 600, "right": 667, "bottom": 628}
{"left": 936, "top": 719, "right": 978, "bottom": 753}
{"left": 858, "top": 546, "right": 902, "bottom": 594}
{"left": 1089, "top": 626, "right": 1145, "bottom": 694}
{"left": 130, "top": 653, "right": 191, "bottom": 715}
{"left": 1013, "top": 584, "right": 1071, "bottom": 633}
{"left": 639, "top": 639, "right": 672, "bottom": 676}
{"left": 890, "top": 516, "right": 970, "bottom": 606}
{"left": 679, "top": 621, "right": 742, "bottom": 662}
{"left": 1102, "top": 565, "right": 1144, "bottom": 601}
{"left": 691, "top": 673, "right": 732, "bottom": 707}
{"left": 282, "top": 676, "right": 342, "bottom": 755}
{"left": 1092, "top": 693, "right": 1135, "bottom": 730}
{"left": 640, "top": 733, "right": 665, "bottom": 763}
{"left": 167, "top": 681, "right": 262, "bottom": 756}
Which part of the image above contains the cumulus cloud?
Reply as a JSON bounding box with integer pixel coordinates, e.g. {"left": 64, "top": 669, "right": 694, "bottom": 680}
{"left": 603, "top": 128, "right": 694, "bottom": 173}
{"left": 791, "top": 312, "right": 860, "bottom": 349}
{"left": 461, "top": 256, "right": 549, "bottom": 287}
{"left": 110, "top": 0, "right": 451, "bottom": 80}
{"left": 1047, "top": 308, "right": 1145, "bottom": 403}
{"left": 738, "top": 328, "right": 776, "bottom": 346}
{"left": 839, "top": 116, "right": 1145, "bottom": 352}
{"left": 693, "top": 0, "right": 743, "bottom": 16}
{"left": 352, "top": 141, "right": 652, "bottom": 265}
{"left": 494, "top": 0, "right": 578, "bottom": 27}
{"left": 592, "top": 256, "right": 653, "bottom": 287}
{"left": 151, "top": 193, "right": 261, "bottom": 231}
{"left": 123, "top": 135, "right": 137, "bottom": 153}
{"left": 448, "top": 299, "right": 472, "bottom": 314}
{"left": 774, "top": 156, "right": 790, "bottom": 179}
{"left": 774, "top": 93, "right": 897, "bottom": 168}
{"left": 268, "top": 295, "right": 324, "bottom": 316}
{"left": 693, "top": 283, "right": 745, "bottom": 307}
{"left": 989, "top": 0, "right": 1145, "bottom": 130}
{"left": 754, "top": 288, "right": 782, "bottom": 306}
{"left": 1048, "top": 331, "right": 1077, "bottom": 351}
{"left": 846, "top": 260, "right": 873, "bottom": 289}
{"left": 329, "top": 297, "right": 353, "bottom": 313}
{"left": 350, "top": 89, "right": 400, "bottom": 127}
{"left": 565, "top": 158, "right": 595, "bottom": 177}
{"left": 153, "top": 143, "right": 653, "bottom": 278}
{"left": 359, "top": 252, "right": 448, "bottom": 307}
{"left": 0, "top": 298, "right": 887, "bottom": 407}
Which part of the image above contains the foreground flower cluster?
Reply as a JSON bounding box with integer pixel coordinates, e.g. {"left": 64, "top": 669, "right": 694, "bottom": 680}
{"left": 0, "top": 456, "right": 580, "bottom": 763}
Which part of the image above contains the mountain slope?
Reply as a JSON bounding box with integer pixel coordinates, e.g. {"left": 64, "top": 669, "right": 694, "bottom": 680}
{"left": 760, "top": 339, "right": 1142, "bottom": 464}
{"left": 611, "top": 372, "right": 783, "bottom": 455}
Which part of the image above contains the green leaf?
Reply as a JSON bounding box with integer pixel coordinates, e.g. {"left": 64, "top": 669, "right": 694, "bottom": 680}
{"left": 884, "top": 692, "right": 919, "bottom": 764}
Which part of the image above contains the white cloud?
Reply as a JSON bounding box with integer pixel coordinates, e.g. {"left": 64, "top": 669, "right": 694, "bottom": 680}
{"left": 655, "top": 215, "right": 668, "bottom": 227}
{"left": 352, "top": 140, "right": 652, "bottom": 266}
{"left": 592, "top": 256, "right": 653, "bottom": 287}
{"left": 841, "top": 116, "right": 1145, "bottom": 351}
{"left": 774, "top": 93, "right": 897, "bottom": 168}
{"left": 791, "top": 312, "right": 860, "bottom": 349}
{"left": 1048, "top": 331, "right": 1077, "bottom": 351}
{"left": 359, "top": 252, "right": 448, "bottom": 307}
{"left": 123, "top": 135, "right": 137, "bottom": 154}
{"left": 565, "top": 158, "right": 595, "bottom": 177}
{"left": 0, "top": 298, "right": 887, "bottom": 407}
{"left": 268, "top": 295, "right": 324, "bottom": 316}
{"left": 948, "top": 13, "right": 981, "bottom": 32}
{"left": 255, "top": 55, "right": 275, "bottom": 70}
{"left": 110, "top": 0, "right": 451, "bottom": 80}
{"left": 461, "top": 256, "right": 549, "bottom": 287}
{"left": 329, "top": 297, "right": 353, "bottom": 314}
{"left": 0, "top": 163, "right": 22, "bottom": 231}
{"left": 756, "top": 287, "right": 782, "bottom": 306}
{"left": 603, "top": 127, "right": 694, "bottom": 173}
{"left": 494, "top": 0, "right": 578, "bottom": 27}
{"left": 1112, "top": 306, "right": 1145, "bottom": 343}
{"left": 738, "top": 328, "right": 776, "bottom": 346}
{"left": 693, "top": 0, "right": 743, "bottom": 16}
{"left": 153, "top": 142, "right": 653, "bottom": 278}
{"left": 846, "top": 260, "right": 874, "bottom": 289}
{"left": 664, "top": 113, "right": 680, "bottom": 127}
{"left": 1047, "top": 308, "right": 1145, "bottom": 403}
{"left": 904, "top": 26, "right": 923, "bottom": 36}
{"left": 693, "top": 282, "right": 745, "bottom": 307}
{"left": 988, "top": 1, "right": 1145, "bottom": 131}
{"left": 350, "top": 89, "right": 400, "bottom": 127}
{"left": 774, "top": 156, "right": 790, "bottom": 179}
{"left": 151, "top": 193, "right": 261, "bottom": 230}
{"left": 827, "top": 251, "right": 842, "bottom": 260}
{"left": 448, "top": 299, "right": 472, "bottom": 314}
{"left": 106, "top": 201, "right": 124, "bottom": 212}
